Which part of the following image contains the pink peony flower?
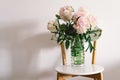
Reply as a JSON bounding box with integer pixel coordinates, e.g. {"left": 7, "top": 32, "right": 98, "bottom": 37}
{"left": 72, "top": 7, "right": 90, "bottom": 34}
{"left": 59, "top": 6, "right": 73, "bottom": 21}
{"left": 72, "top": 7, "right": 98, "bottom": 34}
{"left": 73, "top": 16, "right": 89, "bottom": 34}
{"left": 78, "top": 7, "right": 89, "bottom": 16}
{"left": 72, "top": 7, "right": 89, "bottom": 22}
{"left": 88, "top": 15, "right": 98, "bottom": 28}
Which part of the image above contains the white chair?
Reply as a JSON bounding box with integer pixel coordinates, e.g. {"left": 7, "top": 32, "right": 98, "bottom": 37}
{"left": 56, "top": 41, "right": 104, "bottom": 80}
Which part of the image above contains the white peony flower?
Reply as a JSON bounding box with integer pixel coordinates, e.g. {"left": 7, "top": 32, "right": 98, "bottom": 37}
{"left": 47, "top": 20, "right": 58, "bottom": 32}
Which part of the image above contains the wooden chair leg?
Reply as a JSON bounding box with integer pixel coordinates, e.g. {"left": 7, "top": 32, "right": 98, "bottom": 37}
{"left": 85, "top": 73, "right": 103, "bottom": 80}
{"left": 57, "top": 73, "right": 63, "bottom": 80}
{"left": 57, "top": 73, "right": 72, "bottom": 80}
{"left": 96, "top": 73, "right": 103, "bottom": 80}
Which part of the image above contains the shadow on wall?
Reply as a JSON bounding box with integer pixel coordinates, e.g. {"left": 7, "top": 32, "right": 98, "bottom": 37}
{"left": 104, "top": 63, "right": 120, "bottom": 80}
{"left": 0, "top": 20, "right": 60, "bottom": 80}
{"left": 1, "top": 20, "right": 120, "bottom": 80}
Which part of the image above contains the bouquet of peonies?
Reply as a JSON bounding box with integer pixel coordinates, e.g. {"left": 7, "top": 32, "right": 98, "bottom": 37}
{"left": 47, "top": 6, "right": 102, "bottom": 54}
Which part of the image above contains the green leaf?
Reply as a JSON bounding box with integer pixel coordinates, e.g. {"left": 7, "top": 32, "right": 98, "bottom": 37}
{"left": 57, "top": 37, "right": 61, "bottom": 43}
{"left": 60, "top": 24, "right": 66, "bottom": 30}
{"left": 85, "top": 45, "right": 89, "bottom": 52}
{"left": 83, "top": 33, "right": 87, "bottom": 40}
{"left": 89, "top": 40, "right": 94, "bottom": 53}
{"left": 57, "top": 32, "right": 64, "bottom": 43}
{"left": 65, "top": 40, "right": 70, "bottom": 49}
{"left": 55, "top": 14, "right": 61, "bottom": 19}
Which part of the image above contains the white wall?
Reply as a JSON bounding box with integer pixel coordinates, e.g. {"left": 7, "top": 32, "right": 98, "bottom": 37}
{"left": 0, "top": 0, "right": 120, "bottom": 80}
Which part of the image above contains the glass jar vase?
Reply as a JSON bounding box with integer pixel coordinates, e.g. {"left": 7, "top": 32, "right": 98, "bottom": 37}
{"left": 71, "top": 50, "right": 85, "bottom": 66}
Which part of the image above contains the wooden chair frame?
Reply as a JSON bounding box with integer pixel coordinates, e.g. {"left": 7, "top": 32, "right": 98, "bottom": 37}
{"left": 57, "top": 41, "right": 103, "bottom": 80}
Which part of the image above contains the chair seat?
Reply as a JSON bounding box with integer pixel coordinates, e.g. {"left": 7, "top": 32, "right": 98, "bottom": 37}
{"left": 56, "top": 64, "right": 104, "bottom": 75}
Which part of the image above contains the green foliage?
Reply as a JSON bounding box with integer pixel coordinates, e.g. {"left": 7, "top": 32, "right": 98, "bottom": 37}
{"left": 52, "top": 14, "right": 102, "bottom": 54}
{"left": 65, "top": 40, "right": 70, "bottom": 49}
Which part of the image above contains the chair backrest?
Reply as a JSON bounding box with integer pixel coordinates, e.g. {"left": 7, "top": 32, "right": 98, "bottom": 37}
{"left": 60, "top": 41, "right": 97, "bottom": 65}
